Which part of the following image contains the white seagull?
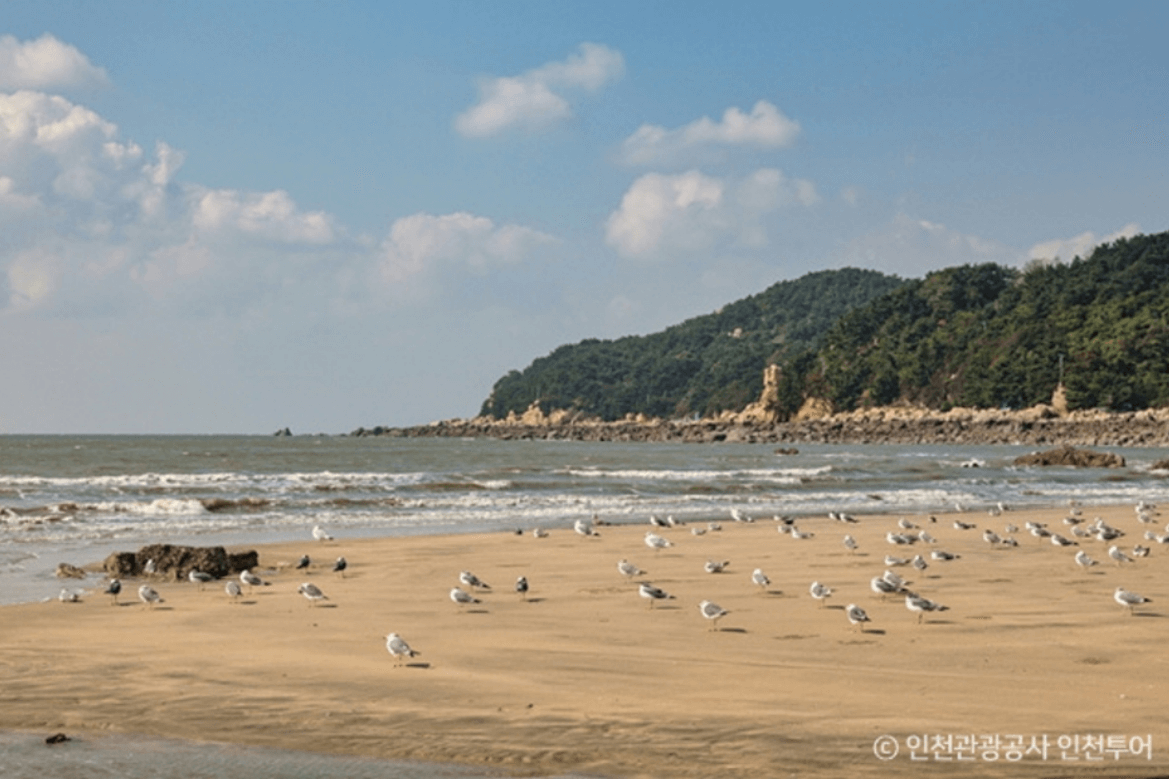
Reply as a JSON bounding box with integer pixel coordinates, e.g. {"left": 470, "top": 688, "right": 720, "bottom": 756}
{"left": 574, "top": 518, "right": 599, "bottom": 537}
{"left": 638, "top": 583, "right": 674, "bottom": 608}
{"left": 645, "top": 532, "right": 673, "bottom": 551}
{"left": 385, "top": 633, "right": 419, "bottom": 665}
{"left": 845, "top": 603, "right": 871, "bottom": 632}
{"left": 298, "top": 582, "right": 328, "bottom": 606}
{"left": 450, "top": 587, "right": 480, "bottom": 608}
{"left": 459, "top": 571, "right": 491, "bottom": 590}
{"left": 1074, "top": 550, "right": 1097, "bottom": 569}
{"left": 312, "top": 524, "right": 334, "bottom": 542}
{"left": 240, "top": 569, "right": 265, "bottom": 592}
{"left": 704, "top": 559, "right": 730, "bottom": 574}
{"left": 188, "top": 569, "right": 213, "bottom": 589}
{"left": 752, "top": 568, "right": 770, "bottom": 590}
{"left": 905, "top": 592, "right": 948, "bottom": 623}
{"left": 1114, "top": 587, "right": 1151, "bottom": 615}
{"left": 225, "top": 580, "right": 242, "bottom": 602}
{"left": 1109, "top": 545, "right": 1133, "bottom": 565}
{"left": 138, "top": 584, "right": 163, "bottom": 609}
{"left": 699, "top": 600, "right": 729, "bottom": 629}
{"left": 617, "top": 559, "right": 645, "bottom": 578}
{"left": 810, "top": 581, "right": 833, "bottom": 606}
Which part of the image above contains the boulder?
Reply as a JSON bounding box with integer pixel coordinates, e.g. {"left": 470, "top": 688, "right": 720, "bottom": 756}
{"left": 1013, "top": 445, "right": 1125, "bottom": 468}
{"left": 54, "top": 563, "right": 87, "bottom": 579}
{"left": 102, "top": 544, "right": 259, "bottom": 581}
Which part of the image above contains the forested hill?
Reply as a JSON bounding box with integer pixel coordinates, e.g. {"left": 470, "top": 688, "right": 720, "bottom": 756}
{"left": 791, "top": 230, "right": 1169, "bottom": 416}
{"left": 479, "top": 268, "right": 906, "bottom": 421}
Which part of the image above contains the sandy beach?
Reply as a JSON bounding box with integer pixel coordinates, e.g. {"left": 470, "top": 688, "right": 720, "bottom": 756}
{"left": 2, "top": 504, "right": 1166, "bottom": 778}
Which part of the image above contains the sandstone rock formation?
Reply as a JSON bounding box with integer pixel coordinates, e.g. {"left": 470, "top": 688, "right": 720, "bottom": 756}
{"left": 1013, "top": 445, "right": 1126, "bottom": 468}
{"left": 102, "top": 544, "right": 259, "bottom": 581}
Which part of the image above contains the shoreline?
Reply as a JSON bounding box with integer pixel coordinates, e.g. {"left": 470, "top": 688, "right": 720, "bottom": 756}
{"left": 359, "top": 406, "right": 1169, "bottom": 447}
{"left": 3, "top": 502, "right": 1167, "bottom": 778}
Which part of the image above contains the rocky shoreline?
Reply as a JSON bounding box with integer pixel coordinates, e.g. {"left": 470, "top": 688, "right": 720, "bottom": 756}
{"left": 355, "top": 405, "right": 1169, "bottom": 448}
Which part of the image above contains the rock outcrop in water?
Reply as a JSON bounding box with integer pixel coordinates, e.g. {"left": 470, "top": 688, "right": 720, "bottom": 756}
{"left": 1012, "top": 445, "right": 1125, "bottom": 468}
{"left": 102, "top": 544, "right": 259, "bottom": 581}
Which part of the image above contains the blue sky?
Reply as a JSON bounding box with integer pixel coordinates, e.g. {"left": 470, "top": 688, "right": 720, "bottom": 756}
{"left": 1, "top": 1, "right": 1165, "bottom": 433}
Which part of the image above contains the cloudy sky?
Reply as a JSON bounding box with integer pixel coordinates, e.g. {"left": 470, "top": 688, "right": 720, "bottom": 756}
{"left": 1, "top": 1, "right": 1165, "bottom": 433}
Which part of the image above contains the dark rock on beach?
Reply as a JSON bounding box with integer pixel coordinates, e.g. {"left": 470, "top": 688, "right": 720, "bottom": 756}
{"left": 1013, "top": 445, "right": 1125, "bottom": 468}
{"left": 102, "top": 544, "right": 259, "bottom": 581}
{"left": 54, "top": 563, "right": 87, "bottom": 579}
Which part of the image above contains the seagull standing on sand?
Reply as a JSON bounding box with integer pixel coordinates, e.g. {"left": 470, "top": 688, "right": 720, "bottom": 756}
{"left": 298, "top": 582, "right": 328, "bottom": 606}
{"left": 704, "top": 560, "right": 730, "bottom": 573}
{"left": 385, "top": 633, "right": 419, "bottom": 665}
{"left": 225, "top": 580, "right": 242, "bottom": 602}
{"left": 1114, "top": 587, "right": 1151, "bottom": 615}
{"left": 459, "top": 571, "right": 491, "bottom": 590}
{"left": 531, "top": 527, "right": 549, "bottom": 538}
{"left": 515, "top": 576, "right": 529, "bottom": 600}
{"left": 1109, "top": 545, "right": 1133, "bottom": 565}
{"left": 450, "top": 587, "right": 480, "bottom": 608}
{"left": 617, "top": 559, "right": 645, "bottom": 578}
{"left": 845, "top": 603, "right": 871, "bottom": 632}
{"left": 295, "top": 555, "right": 311, "bottom": 570}
{"left": 699, "top": 600, "right": 729, "bottom": 630}
{"left": 911, "top": 554, "right": 929, "bottom": 572}
{"left": 905, "top": 593, "right": 948, "bottom": 623}
{"left": 333, "top": 557, "right": 348, "bottom": 577}
{"left": 752, "top": 569, "right": 770, "bottom": 590}
{"left": 843, "top": 535, "right": 858, "bottom": 552}
{"left": 574, "top": 518, "right": 599, "bottom": 537}
{"left": 312, "top": 524, "right": 333, "bottom": 542}
{"left": 240, "top": 569, "right": 265, "bottom": 592}
{"left": 59, "top": 588, "right": 80, "bottom": 603}
{"left": 645, "top": 532, "right": 673, "bottom": 551}
{"left": 810, "top": 581, "right": 833, "bottom": 606}
{"left": 188, "top": 569, "right": 213, "bottom": 590}
{"left": 1075, "top": 550, "right": 1097, "bottom": 569}
{"left": 103, "top": 578, "right": 122, "bottom": 605}
{"left": 638, "top": 583, "right": 674, "bottom": 608}
{"left": 138, "top": 584, "right": 163, "bottom": 609}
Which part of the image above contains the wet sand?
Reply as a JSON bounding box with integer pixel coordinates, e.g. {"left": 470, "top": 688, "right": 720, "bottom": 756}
{"left": 1, "top": 505, "right": 1166, "bottom": 778}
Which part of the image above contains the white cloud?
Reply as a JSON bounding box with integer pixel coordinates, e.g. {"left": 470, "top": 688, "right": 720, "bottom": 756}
{"left": 0, "top": 34, "right": 109, "bottom": 91}
{"left": 619, "top": 100, "right": 800, "bottom": 165}
{"left": 831, "top": 214, "right": 1016, "bottom": 277}
{"left": 1026, "top": 223, "right": 1141, "bottom": 265}
{"left": 605, "top": 168, "right": 818, "bottom": 258}
{"left": 380, "top": 211, "right": 556, "bottom": 287}
{"left": 455, "top": 42, "right": 624, "bottom": 137}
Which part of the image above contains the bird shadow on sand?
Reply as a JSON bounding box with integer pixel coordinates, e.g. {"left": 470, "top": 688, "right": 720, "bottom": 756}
{"left": 716, "top": 627, "right": 748, "bottom": 634}
{"left": 462, "top": 608, "right": 490, "bottom": 615}
{"left": 922, "top": 619, "right": 956, "bottom": 625}
{"left": 310, "top": 603, "right": 339, "bottom": 609}
{"left": 403, "top": 661, "right": 431, "bottom": 669}
{"left": 523, "top": 597, "right": 546, "bottom": 603}
{"left": 145, "top": 606, "right": 175, "bottom": 612}
{"left": 858, "top": 628, "right": 887, "bottom": 635}
{"left": 1132, "top": 611, "right": 1164, "bottom": 618}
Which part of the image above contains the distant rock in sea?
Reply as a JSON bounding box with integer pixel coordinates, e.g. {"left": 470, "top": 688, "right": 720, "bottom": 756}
{"left": 273, "top": 427, "right": 292, "bottom": 437}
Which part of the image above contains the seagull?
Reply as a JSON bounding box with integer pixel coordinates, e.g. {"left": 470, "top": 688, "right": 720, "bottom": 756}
{"left": 954, "top": 519, "right": 977, "bottom": 530}
{"left": 911, "top": 554, "right": 929, "bottom": 572}
{"left": 515, "top": 576, "right": 528, "bottom": 600}
{"left": 103, "top": 578, "right": 122, "bottom": 605}
{"left": 707, "top": 522, "right": 722, "bottom": 532}
{"left": 752, "top": 569, "right": 770, "bottom": 590}
{"left": 331, "top": 556, "right": 348, "bottom": 577}
{"left": 645, "top": 532, "right": 673, "bottom": 551}
{"left": 905, "top": 592, "right": 949, "bottom": 623}
{"left": 1109, "top": 545, "right": 1133, "bottom": 565}
{"left": 1133, "top": 545, "right": 1150, "bottom": 558}
{"left": 531, "top": 527, "right": 549, "bottom": 538}
{"left": 843, "top": 535, "right": 858, "bottom": 552}
{"left": 1075, "top": 550, "right": 1098, "bottom": 569}
{"left": 885, "top": 555, "right": 910, "bottom": 567}
{"left": 871, "top": 576, "right": 900, "bottom": 598}
{"left": 617, "top": 559, "right": 645, "bottom": 578}
{"left": 881, "top": 569, "right": 908, "bottom": 590}
{"left": 58, "top": 588, "right": 80, "bottom": 603}
{"left": 240, "top": 569, "right": 265, "bottom": 591}
{"left": 886, "top": 532, "right": 914, "bottom": 545}
{"left": 225, "top": 580, "right": 242, "bottom": 602}
{"left": 699, "top": 600, "right": 729, "bottom": 629}
{"left": 789, "top": 527, "right": 815, "bottom": 539}
{"left": 1114, "top": 587, "right": 1151, "bottom": 615}
{"left": 845, "top": 603, "right": 871, "bottom": 632}
{"left": 295, "top": 554, "right": 311, "bottom": 570}
{"left": 704, "top": 560, "right": 730, "bottom": 574}
{"left": 930, "top": 550, "right": 959, "bottom": 561}
{"left": 312, "top": 524, "right": 333, "bottom": 542}
{"left": 459, "top": 571, "right": 491, "bottom": 590}
{"left": 138, "top": 584, "right": 163, "bottom": 609}
{"left": 691, "top": 527, "right": 707, "bottom": 536}
{"left": 1050, "top": 534, "right": 1078, "bottom": 547}
{"left": 897, "top": 517, "right": 918, "bottom": 530}
{"left": 188, "top": 569, "right": 213, "bottom": 589}
{"left": 450, "top": 587, "right": 480, "bottom": 608}
{"left": 298, "top": 582, "right": 328, "bottom": 606}
{"left": 730, "top": 507, "right": 753, "bottom": 523}
{"left": 638, "top": 583, "right": 674, "bottom": 608}
{"left": 385, "top": 633, "right": 419, "bottom": 665}
{"left": 983, "top": 529, "right": 1002, "bottom": 545}
{"left": 917, "top": 531, "right": 936, "bottom": 544}
{"left": 810, "top": 581, "right": 833, "bottom": 606}
{"left": 143, "top": 559, "right": 156, "bottom": 575}
{"left": 574, "top": 518, "right": 599, "bottom": 537}
{"left": 649, "top": 515, "right": 670, "bottom": 528}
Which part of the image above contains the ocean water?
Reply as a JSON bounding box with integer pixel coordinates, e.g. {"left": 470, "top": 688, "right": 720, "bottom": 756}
{"left": 3, "top": 434, "right": 1168, "bottom": 606}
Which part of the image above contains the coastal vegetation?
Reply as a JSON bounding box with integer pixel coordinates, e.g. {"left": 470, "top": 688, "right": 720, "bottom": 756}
{"left": 480, "top": 230, "right": 1169, "bottom": 421}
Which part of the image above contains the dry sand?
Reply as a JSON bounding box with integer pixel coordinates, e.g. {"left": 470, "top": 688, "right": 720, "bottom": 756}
{"left": 2, "top": 505, "right": 1167, "bottom": 778}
